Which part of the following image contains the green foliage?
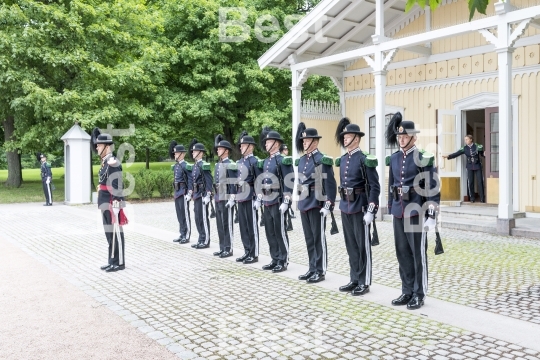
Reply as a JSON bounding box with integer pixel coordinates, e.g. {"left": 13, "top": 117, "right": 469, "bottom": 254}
{"left": 154, "top": 169, "right": 174, "bottom": 198}
{"left": 134, "top": 169, "right": 155, "bottom": 200}
{"left": 405, "top": 0, "right": 489, "bottom": 20}
{"left": 0, "top": 0, "right": 176, "bottom": 154}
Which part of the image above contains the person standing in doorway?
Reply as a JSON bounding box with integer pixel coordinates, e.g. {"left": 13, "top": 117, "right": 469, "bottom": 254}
{"left": 443, "top": 135, "right": 485, "bottom": 203}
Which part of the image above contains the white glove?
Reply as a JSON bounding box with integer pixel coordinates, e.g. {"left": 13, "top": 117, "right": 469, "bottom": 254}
{"left": 203, "top": 195, "right": 211, "bottom": 205}
{"left": 423, "top": 217, "right": 436, "bottom": 232}
{"left": 279, "top": 203, "right": 288, "bottom": 214}
{"left": 185, "top": 190, "right": 192, "bottom": 202}
{"left": 46, "top": 177, "right": 50, "bottom": 184}
{"left": 226, "top": 196, "right": 235, "bottom": 208}
{"left": 320, "top": 208, "right": 330, "bottom": 218}
{"left": 112, "top": 200, "right": 120, "bottom": 216}
{"left": 363, "top": 212, "right": 374, "bottom": 226}
{"left": 253, "top": 199, "right": 261, "bottom": 210}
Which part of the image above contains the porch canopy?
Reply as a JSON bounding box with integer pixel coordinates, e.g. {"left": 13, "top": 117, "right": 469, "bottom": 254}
{"left": 258, "top": 0, "right": 540, "bottom": 233}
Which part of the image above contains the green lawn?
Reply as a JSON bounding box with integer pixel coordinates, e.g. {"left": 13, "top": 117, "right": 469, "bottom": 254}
{"left": 0, "top": 162, "right": 176, "bottom": 204}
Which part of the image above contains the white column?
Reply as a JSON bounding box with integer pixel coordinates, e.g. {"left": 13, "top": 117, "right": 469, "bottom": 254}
{"left": 373, "top": 66, "right": 387, "bottom": 220}
{"left": 290, "top": 72, "right": 302, "bottom": 162}
{"left": 373, "top": 0, "right": 384, "bottom": 43}
{"left": 496, "top": 38, "right": 514, "bottom": 224}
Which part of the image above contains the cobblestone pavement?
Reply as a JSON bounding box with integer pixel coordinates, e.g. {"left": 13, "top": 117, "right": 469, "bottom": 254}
{"left": 122, "top": 201, "right": 540, "bottom": 325}
{"left": 2, "top": 202, "right": 540, "bottom": 360}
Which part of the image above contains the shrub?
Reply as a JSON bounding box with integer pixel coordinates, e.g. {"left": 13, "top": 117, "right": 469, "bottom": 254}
{"left": 155, "top": 169, "right": 173, "bottom": 198}
{"left": 134, "top": 169, "right": 155, "bottom": 199}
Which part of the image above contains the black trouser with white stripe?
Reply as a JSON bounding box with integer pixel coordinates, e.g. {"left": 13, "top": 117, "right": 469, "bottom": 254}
{"left": 102, "top": 210, "right": 125, "bottom": 266}
{"left": 341, "top": 211, "right": 371, "bottom": 285}
{"left": 263, "top": 204, "right": 289, "bottom": 264}
{"left": 467, "top": 168, "right": 485, "bottom": 202}
{"left": 174, "top": 195, "right": 191, "bottom": 240}
{"left": 300, "top": 208, "right": 327, "bottom": 274}
{"left": 42, "top": 180, "right": 52, "bottom": 204}
{"left": 393, "top": 215, "right": 428, "bottom": 298}
{"left": 216, "top": 201, "right": 233, "bottom": 252}
{"left": 194, "top": 197, "right": 210, "bottom": 245}
{"left": 237, "top": 200, "right": 259, "bottom": 258}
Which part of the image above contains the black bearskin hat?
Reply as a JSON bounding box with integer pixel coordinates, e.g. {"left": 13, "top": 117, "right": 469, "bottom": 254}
{"left": 385, "top": 112, "right": 403, "bottom": 147}
{"left": 295, "top": 122, "right": 307, "bottom": 153}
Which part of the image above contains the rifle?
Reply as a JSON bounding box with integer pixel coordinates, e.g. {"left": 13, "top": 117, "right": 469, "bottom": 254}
{"left": 360, "top": 159, "right": 379, "bottom": 246}
{"left": 314, "top": 157, "right": 339, "bottom": 235}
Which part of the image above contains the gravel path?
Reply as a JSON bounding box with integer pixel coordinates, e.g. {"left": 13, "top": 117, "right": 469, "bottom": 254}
{"left": 0, "top": 235, "right": 178, "bottom": 360}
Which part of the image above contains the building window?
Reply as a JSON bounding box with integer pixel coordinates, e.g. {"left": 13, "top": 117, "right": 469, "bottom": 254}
{"left": 489, "top": 112, "right": 499, "bottom": 172}
{"left": 369, "top": 114, "right": 397, "bottom": 156}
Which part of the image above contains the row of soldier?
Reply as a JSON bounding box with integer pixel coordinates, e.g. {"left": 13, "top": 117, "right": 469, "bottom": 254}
{"left": 92, "top": 112, "right": 440, "bottom": 310}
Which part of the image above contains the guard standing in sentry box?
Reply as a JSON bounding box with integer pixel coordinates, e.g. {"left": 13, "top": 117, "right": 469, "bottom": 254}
{"left": 234, "top": 131, "right": 262, "bottom": 265}
{"left": 187, "top": 138, "right": 214, "bottom": 249}
{"left": 385, "top": 113, "right": 440, "bottom": 310}
{"left": 255, "top": 127, "right": 294, "bottom": 273}
{"left": 38, "top": 152, "right": 53, "bottom": 206}
{"left": 92, "top": 128, "right": 128, "bottom": 273}
{"left": 334, "top": 118, "right": 380, "bottom": 296}
{"left": 169, "top": 141, "right": 192, "bottom": 244}
{"left": 294, "top": 123, "right": 337, "bottom": 284}
{"left": 212, "top": 135, "right": 237, "bottom": 259}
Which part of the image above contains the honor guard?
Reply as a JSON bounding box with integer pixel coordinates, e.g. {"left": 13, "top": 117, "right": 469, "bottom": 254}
{"left": 169, "top": 141, "right": 192, "bottom": 244}
{"left": 386, "top": 113, "right": 440, "bottom": 310}
{"left": 188, "top": 139, "right": 213, "bottom": 249}
{"left": 443, "top": 135, "right": 485, "bottom": 203}
{"left": 234, "top": 131, "right": 262, "bottom": 264}
{"left": 334, "top": 118, "right": 380, "bottom": 296}
{"left": 255, "top": 127, "right": 294, "bottom": 273}
{"left": 38, "top": 152, "right": 53, "bottom": 206}
{"left": 92, "top": 128, "right": 128, "bottom": 272}
{"left": 213, "top": 135, "right": 237, "bottom": 258}
{"left": 294, "top": 123, "right": 337, "bottom": 283}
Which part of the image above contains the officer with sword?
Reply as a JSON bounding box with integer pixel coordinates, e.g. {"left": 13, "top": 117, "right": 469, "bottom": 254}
{"left": 92, "top": 128, "right": 128, "bottom": 273}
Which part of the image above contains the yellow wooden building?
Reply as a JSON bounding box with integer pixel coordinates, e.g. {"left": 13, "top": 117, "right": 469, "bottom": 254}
{"left": 259, "top": 0, "right": 540, "bottom": 234}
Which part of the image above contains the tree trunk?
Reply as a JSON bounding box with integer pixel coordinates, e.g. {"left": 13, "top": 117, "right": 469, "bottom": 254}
{"left": 145, "top": 147, "right": 150, "bottom": 169}
{"left": 223, "top": 125, "right": 238, "bottom": 159}
{"left": 3, "top": 116, "right": 22, "bottom": 188}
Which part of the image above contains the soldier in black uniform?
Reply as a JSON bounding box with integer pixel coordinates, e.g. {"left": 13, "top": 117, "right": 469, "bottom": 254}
{"left": 92, "top": 129, "right": 127, "bottom": 273}
{"left": 234, "top": 131, "right": 262, "bottom": 264}
{"left": 169, "top": 141, "right": 192, "bottom": 244}
{"left": 255, "top": 127, "right": 294, "bottom": 273}
{"left": 38, "top": 153, "right": 53, "bottom": 206}
{"left": 443, "top": 135, "right": 485, "bottom": 203}
{"left": 188, "top": 139, "right": 213, "bottom": 249}
{"left": 294, "top": 123, "right": 337, "bottom": 283}
{"left": 386, "top": 113, "right": 440, "bottom": 309}
{"left": 334, "top": 118, "right": 380, "bottom": 296}
{"left": 213, "top": 135, "right": 237, "bottom": 258}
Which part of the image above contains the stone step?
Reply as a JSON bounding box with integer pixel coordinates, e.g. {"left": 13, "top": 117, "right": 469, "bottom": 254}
{"left": 511, "top": 227, "right": 540, "bottom": 239}
{"left": 439, "top": 216, "right": 498, "bottom": 234}
{"left": 440, "top": 206, "right": 526, "bottom": 220}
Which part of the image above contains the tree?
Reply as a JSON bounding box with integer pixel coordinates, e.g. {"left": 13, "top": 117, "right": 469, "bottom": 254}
{"left": 0, "top": 0, "right": 176, "bottom": 185}
{"left": 158, "top": 0, "right": 337, "bottom": 158}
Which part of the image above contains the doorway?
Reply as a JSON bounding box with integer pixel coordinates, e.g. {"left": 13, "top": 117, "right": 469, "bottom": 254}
{"left": 463, "top": 108, "right": 499, "bottom": 204}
